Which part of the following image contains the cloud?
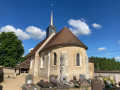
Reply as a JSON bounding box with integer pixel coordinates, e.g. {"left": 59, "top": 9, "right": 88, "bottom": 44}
{"left": 118, "top": 40, "right": 120, "bottom": 44}
{"left": 115, "top": 57, "right": 120, "bottom": 60}
{"left": 97, "top": 47, "right": 106, "bottom": 51}
{"left": 26, "top": 26, "right": 46, "bottom": 39}
{"left": 92, "top": 23, "right": 102, "bottom": 29}
{"left": 68, "top": 19, "right": 91, "bottom": 36}
{"left": 0, "top": 25, "right": 46, "bottom": 40}
{"left": 0, "top": 25, "right": 30, "bottom": 40}
{"left": 29, "top": 48, "right": 34, "bottom": 53}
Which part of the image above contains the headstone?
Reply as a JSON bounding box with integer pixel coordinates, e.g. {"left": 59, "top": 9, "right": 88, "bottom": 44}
{"left": 49, "top": 75, "right": 58, "bottom": 87}
{"left": 61, "top": 75, "right": 68, "bottom": 84}
{"left": 49, "top": 75, "right": 58, "bottom": 82}
{"left": 22, "top": 74, "right": 40, "bottom": 90}
{"left": 25, "top": 74, "right": 33, "bottom": 84}
{"left": 97, "top": 77, "right": 104, "bottom": 84}
{"left": 80, "top": 74, "right": 85, "bottom": 79}
{"left": 73, "top": 76, "right": 77, "bottom": 80}
{"left": 40, "top": 80, "right": 44, "bottom": 84}
{"left": 91, "top": 79, "right": 103, "bottom": 90}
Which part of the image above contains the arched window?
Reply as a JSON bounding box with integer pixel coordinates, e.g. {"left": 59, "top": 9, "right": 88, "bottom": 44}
{"left": 76, "top": 53, "right": 80, "bottom": 66}
{"left": 54, "top": 53, "right": 57, "bottom": 65}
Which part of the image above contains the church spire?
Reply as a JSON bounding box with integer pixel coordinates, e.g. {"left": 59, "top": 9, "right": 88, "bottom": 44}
{"left": 46, "top": 9, "right": 56, "bottom": 38}
{"left": 50, "top": 11, "right": 53, "bottom": 26}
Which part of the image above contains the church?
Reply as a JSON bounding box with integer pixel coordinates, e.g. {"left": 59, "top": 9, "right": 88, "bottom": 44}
{"left": 18, "top": 11, "right": 94, "bottom": 82}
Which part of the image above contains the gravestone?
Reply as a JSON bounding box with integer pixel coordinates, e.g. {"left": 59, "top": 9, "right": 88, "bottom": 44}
{"left": 22, "top": 74, "right": 40, "bottom": 90}
{"left": 49, "top": 75, "right": 58, "bottom": 87}
{"left": 60, "top": 75, "right": 68, "bottom": 84}
{"left": 49, "top": 75, "right": 58, "bottom": 82}
{"left": 73, "top": 76, "right": 77, "bottom": 80}
{"left": 25, "top": 74, "right": 33, "bottom": 84}
{"left": 91, "top": 79, "right": 103, "bottom": 90}
{"left": 80, "top": 74, "right": 85, "bottom": 79}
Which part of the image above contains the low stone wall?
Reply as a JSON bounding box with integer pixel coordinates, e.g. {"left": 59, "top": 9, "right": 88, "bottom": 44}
{"left": 0, "top": 66, "right": 19, "bottom": 78}
{"left": 95, "top": 72, "right": 120, "bottom": 84}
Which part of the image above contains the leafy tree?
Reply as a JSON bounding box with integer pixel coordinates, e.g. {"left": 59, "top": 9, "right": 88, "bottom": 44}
{"left": 89, "top": 56, "right": 120, "bottom": 71}
{"left": 0, "top": 32, "right": 24, "bottom": 67}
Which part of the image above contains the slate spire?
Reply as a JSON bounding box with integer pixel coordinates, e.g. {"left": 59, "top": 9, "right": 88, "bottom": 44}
{"left": 46, "top": 11, "right": 56, "bottom": 38}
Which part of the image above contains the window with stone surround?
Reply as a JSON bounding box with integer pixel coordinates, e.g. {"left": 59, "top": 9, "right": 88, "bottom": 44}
{"left": 53, "top": 52, "right": 57, "bottom": 65}
{"left": 76, "top": 53, "right": 80, "bottom": 66}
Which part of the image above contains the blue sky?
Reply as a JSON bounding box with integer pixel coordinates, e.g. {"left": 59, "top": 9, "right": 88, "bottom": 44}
{"left": 0, "top": 0, "right": 120, "bottom": 60}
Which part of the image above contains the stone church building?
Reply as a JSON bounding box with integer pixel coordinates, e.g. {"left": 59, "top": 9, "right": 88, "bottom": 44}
{"left": 19, "top": 12, "right": 94, "bottom": 82}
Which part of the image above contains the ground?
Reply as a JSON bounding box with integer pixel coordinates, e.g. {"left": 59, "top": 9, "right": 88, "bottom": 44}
{"left": 0, "top": 74, "right": 40, "bottom": 90}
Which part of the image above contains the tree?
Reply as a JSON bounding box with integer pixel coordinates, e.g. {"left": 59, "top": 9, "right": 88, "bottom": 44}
{"left": 0, "top": 32, "right": 24, "bottom": 67}
{"left": 89, "top": 56, "right": 120, "bottom": 71}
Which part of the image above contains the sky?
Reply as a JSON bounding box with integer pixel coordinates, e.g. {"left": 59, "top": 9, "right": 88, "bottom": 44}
{"left": 0, "top": 0, "right": 120, "bottom": 60}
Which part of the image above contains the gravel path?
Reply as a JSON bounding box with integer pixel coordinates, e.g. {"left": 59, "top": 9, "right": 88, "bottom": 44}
{"left": 0, "top": 74, "right": 40, "bottom": 90}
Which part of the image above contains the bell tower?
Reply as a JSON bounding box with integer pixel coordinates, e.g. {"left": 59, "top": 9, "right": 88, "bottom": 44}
{"left": 46, "top": 11, "right": 56, "bottom": 38}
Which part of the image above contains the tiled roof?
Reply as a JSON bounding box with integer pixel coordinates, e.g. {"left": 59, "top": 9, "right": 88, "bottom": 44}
{"left": 41, "top": 27, "right": 88, "bottom": 51}
{"left": 26, "top": 38, "right": 47, "bottom": 58}
{"left": 16, "top": 58, "right": 30, "bottom": 69}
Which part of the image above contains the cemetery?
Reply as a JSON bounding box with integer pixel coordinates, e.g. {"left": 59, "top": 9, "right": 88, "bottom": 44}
{"left": 1, "top": 65, "right": 120, "bottom": 90}
{"left": 20, "top": 74, "right": 120, "bottom": 90}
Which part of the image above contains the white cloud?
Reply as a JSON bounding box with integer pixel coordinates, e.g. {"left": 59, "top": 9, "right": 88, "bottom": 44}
{"left": 0, "top": 25, "right": 46, "bottom": 40}
{"left": 118, "top": 40, "right": 120, "bottom": 44}
{"left": 29, "top": 48, "right": 34, "bottom": 53}
{"left": 97, "top": 47, "right": 106, "bottom": 51}
{"left": 26, "top": 26, "right": 46, "bottom": 39}
{"left": 0, "top": 25, "right": 30, "bottom": 40}
{"left": 115, "top": 57, "right": 120, "bottom": 60}
{"left": 68, "top": 19, "right": 91, "bottom": 36}
{"left": 92, "top": 23, "right": 102, "bottom": 29}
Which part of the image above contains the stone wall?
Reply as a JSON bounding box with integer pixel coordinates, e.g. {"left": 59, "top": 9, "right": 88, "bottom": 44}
{"left": 0, "top": 66, "right": 18, "bottom": 78}
{"left": 89, "top": 62, "right": 94, "bottom": 79}
{"left": 29, "top": 55, "right": 35, "bottom": 74}
{"left": 33, "top": 32, "right": 56, "bottom": 77}
{"left": 95, "top": 72, "right": 120, "bottom": 84}
{"left": 49, "top": 46, "right": 88, "bottom": 81}
{"left": 39, "top": 51, "right": 49, "bottom": 80}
